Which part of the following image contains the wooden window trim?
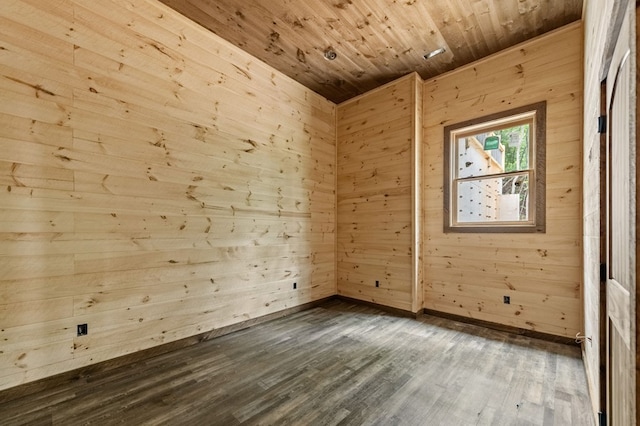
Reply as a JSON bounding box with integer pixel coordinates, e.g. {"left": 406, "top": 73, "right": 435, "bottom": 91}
{"left": 443, "top": 101, "right": 546, "bottom": 233}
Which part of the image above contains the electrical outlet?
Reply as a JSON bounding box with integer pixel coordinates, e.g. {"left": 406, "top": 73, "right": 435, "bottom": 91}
{"left": 77, "top": 323, "right": 88, "bottom": 336}
{"left": 293, "top": 282, "right": 297, "bottom": 290}
{"left": 375, "top": 280, "right": 380, "bottom": 288}
{"left": 503, "top": 296, "right": 510, "bottom": 304}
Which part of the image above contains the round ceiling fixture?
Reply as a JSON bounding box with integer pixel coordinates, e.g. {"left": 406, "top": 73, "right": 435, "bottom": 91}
{"left": 324, "top": 48, "right": 337, "bottom": 61}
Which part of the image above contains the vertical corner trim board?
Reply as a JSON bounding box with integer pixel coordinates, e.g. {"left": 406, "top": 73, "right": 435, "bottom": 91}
{"left": 422, "top": 22, "right": 584, "bottom": 339}
{"left": 0, "top": 0, "right": 336, "bottom": 391}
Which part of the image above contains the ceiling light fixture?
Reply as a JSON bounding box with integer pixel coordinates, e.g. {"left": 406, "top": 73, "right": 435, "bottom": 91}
{"left": 424, "top": 47, "right": 446, "bottom": 60}
{"left": 324, "top": 48, "right": 337, "bottom": 61}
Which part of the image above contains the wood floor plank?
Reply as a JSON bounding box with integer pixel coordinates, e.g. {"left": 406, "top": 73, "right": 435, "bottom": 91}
{"left": 0, "top": 299, "right": 593, "bottom": 425}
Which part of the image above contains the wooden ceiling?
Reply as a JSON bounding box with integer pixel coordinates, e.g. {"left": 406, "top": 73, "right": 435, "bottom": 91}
{"left": 159, "top": 0, "right": 583, "bottom": 103}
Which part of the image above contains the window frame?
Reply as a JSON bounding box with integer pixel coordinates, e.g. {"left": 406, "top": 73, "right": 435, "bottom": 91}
{"left": 443, "top": 101, "right": 546, "bottom": 233}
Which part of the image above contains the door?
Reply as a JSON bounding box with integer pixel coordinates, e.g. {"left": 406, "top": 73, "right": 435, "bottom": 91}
{"left": 605, "top": 1, "right": 637, "bottom": 424}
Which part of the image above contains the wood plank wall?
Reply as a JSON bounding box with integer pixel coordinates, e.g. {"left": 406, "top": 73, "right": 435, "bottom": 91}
{"left": 336, "top": 74, "right": 422, "bottom": 312}
{"left": 582, "top": 0, "right": 630, "bottom": 418}
{"left": 0, "top": 0, "right": 336, "bottom": 391}
{"left": 422, "top": 23, "right": 583, "bottom": 338}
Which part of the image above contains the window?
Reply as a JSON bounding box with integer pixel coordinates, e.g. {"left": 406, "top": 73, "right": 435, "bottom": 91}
{"left": 444, "top": 102, "right": 546, "bottom": 233}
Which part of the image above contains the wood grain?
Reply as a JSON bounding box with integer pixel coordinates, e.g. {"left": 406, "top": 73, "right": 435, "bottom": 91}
{"left": 0, "top": 0, "right": 596, "bottom": 399}
{"left": 0, "top": 0, "right": 336, "bottom": 391}
{"left": 581, "top": 1, "right": 636, "bottom": 419}
{"left": 337, "top": 74, "right": 422, "bottom": 312}
{"left": 158, "top": 0, "right": 582, "bottom": 103}
{"left": 0, "top": 299, "right": 594, "bottom": 425}
{"left": 422, "top": 23, "right": 583, "bottom": 338}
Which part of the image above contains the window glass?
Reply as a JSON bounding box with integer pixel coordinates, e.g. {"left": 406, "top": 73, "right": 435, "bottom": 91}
{"left": 444, "top": 102, "right": 545, "bottom": 233}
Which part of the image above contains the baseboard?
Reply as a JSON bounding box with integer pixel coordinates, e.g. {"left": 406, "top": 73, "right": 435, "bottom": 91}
{"left": 422, "top": 308, "right": 579, "bottom": 345}
{"left": 1, "top": 297, "right": 576, "bottom": 404}
{"left": 0, "top": 297, "right": 332, "bottom": 404}
{"left": 333, "top": 298, "right": 574, "bottom": 344}
{"left": 334, "top": 295, "right": 417, "bottom": 318}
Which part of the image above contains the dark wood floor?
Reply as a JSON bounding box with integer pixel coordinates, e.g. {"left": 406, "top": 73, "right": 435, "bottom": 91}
{"left": 1, "top": 300, "right": 594, "bottom": 425}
